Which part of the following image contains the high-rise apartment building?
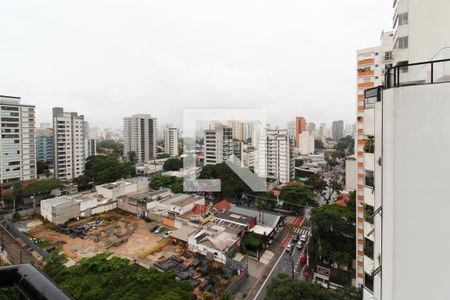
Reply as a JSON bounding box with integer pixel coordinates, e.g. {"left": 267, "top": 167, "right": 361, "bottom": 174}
{"left": 332, "top": 120, "right": 344, "bottom": 141}
{"left": 287, "top": 121, "right": 296, "bottom": 138}
{"left": 123, "top": 114, "right": 157, "bottom": 163}
{"left": 163, "top": 127, "right": 179, "bottom": 157}
{"left": 356, "top": 1, "right": 450, "bottom": 298}
{"left": 36, "top": 128, "right": 53, "bottom": 164}
{"left": 227, "top": 121, "right": 244, "bottom": 141}
{"left": 295, "top": 117, "right": 307, "bottom": 148}
{"left": 257, "top": 129, "right": 294, "bottom": 183}
{"left": 308, "top": 122, "right": 316, "bottom": 133}
{"left": 0, "top": 96, "right": 36, "bottom": 195}
{"left": 298, "top": 131, "right": 315, "bottom": 155}
{"left": 52, "top": 107, "right": 85, "bottom": 181}
{"left": 356, "top": 30, "right": 394, "bottom": 290}
{"left": 203, "top": 124, "right": 233, "bottom": 166}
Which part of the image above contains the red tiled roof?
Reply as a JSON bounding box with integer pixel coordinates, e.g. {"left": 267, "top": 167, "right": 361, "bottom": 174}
{"left": 191, "top": 204, "right": 212, "bottom": 215}
{"left": 214, "top": 200, "right": 232, "bottom": 212}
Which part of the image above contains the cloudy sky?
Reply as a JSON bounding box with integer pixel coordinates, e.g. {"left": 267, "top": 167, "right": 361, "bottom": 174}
{"left": 1, "top": 0, "right": 392, "bottom": 130}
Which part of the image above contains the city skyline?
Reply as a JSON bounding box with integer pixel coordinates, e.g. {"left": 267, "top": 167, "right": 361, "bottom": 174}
{"left": 1, "top": 0, "right": 392, "bottom": 129}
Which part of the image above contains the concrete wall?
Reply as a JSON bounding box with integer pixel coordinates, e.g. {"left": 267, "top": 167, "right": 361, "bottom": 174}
{"left": 381, "top": 83, "right": 450, "bottom": 300}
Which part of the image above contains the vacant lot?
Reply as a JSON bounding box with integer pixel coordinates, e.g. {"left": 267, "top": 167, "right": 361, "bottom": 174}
{"left": 27, "top": 210, "right": 166, "bottom": 262}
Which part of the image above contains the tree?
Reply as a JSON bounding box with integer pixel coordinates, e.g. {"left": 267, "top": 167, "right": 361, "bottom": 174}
{"left": 42, "top": 252, "right": 194, "bottom": 300}
{"left": 266, "top": 274, "right": 361, "bottom": 300}
{"left": 96, "top": 140, "right": 124, "bottom": 157}
{"left": 199, "top": 163, "right": 251, "bottom": 197}
{"left": 37, "top": 160, "right": 50, "bottom": 175}
{"left": 74, "top": 175, "right": 92, "bottom": 191}
{"left": 163, "top": 158, "right": 183, "bottom": 171}
{"left": 280, "top": 184, "right": 316, "bottom": 212}
{"left": 307, "top": 176, "right": 343, "bottom": 205}
{"left": 42, "top": 250, "right": 67, "bottom": 281}
{"left": 84, "top": 155, "right": 134, "bottom": 185}
{"left": 127, "top": 151, "right": 138, "bottom": 164}
{"left": 310, "top": 204, "right": 355, "bottom": 268}
{"left": 21, "top": 179, "right": 64, "bottom": 197}
{"left": 219, "top": 291, "right": 234, "bottom": 300}
{"left": 149, "top": 175, "right": 183, "bottom": 193}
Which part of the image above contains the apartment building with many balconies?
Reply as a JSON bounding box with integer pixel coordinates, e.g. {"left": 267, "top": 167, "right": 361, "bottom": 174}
{"left": 0, "top": 96, "right": 37, "bottom": 195}
{"left": 52, "top": 107, "right": 85, "bottom": 181}
{"left": 357, "top": 1, "right": 450, "bottom": 298}
{"left": 163, "top": 127, "right": 179, "bottom": 157}
{"left": 36, "top": 128, "right": 53, "bottom": 164}
{"left": 123, "top": 114, "right": 157, "bottom": 163}
{"left": 356, "top": 31, "right": 394, "bottom": 289}
{"left": 203, "top": 124, "right": 233, "bottom": 166}
{"left": 257, "top": 129, "right": 294, "bottom": 183}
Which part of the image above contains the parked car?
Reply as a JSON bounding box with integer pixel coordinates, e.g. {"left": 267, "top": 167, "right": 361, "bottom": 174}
{"left": 296, "top": 241, "right": 303, "bottom": 249}
{"left": 154, "top": 226, "right": 164, "bottom": 234}
{"left": 164, "top": 231, "right": 172, "bottom": 238}
{"left": 286, "top": 244, "right": 292, "bottom": 253}
{"left": 292, "top": 234, "right": 299, "bottom": 242}
{"left": 300, "top": 234, "right": 307, "bottom": 242}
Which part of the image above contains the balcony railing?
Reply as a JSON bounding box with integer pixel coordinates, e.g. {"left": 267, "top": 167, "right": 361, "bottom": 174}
{"left": 385, "top": 57, "right": 450, "bottom": 89}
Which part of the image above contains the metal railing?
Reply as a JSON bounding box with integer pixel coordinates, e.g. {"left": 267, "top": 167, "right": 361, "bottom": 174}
{"left": 385, "top": 58, "right": 450, "bottom": 89}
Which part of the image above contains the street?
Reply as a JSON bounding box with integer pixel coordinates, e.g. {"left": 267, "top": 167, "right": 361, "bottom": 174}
{"left": 246, "top": 212, "right": 312, "bottom": 300}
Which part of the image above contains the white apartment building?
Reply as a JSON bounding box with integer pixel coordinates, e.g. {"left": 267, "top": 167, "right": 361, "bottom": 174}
{"left": 203, "top": 124, "right": 233, "bottom": 166}
{"left": 298, "top": 131, "right": 315, "bottom": 155}
{"left": 163, "top": 127, "right": 179, "bottom": 157}
{"left": 240, "top": 143, "right": 256, "bottom": 171}
{"left": 84, "top": 139, "right": 96, "bottom": 159}
{"left": 287, "top": 121, "right": 296, "bottom": 138}
{"left": 356, "top": 31, "right": 394, "bottom": 288}
{"left": 257, "top": 130, "right": 294, "bottom": 183}
{"left": 123, "top": 114, "right": 157, "bottom": 163}
{"left": 0, "top": 96, "right": 36, "bottom": 195}
{"left": 357, "top": 1, "right": 450, "bottom": 298}
{"left": 52, "top": 107, "right": 85, "bottom": 181}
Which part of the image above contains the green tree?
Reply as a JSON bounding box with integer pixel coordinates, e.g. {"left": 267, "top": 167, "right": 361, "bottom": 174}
{"left": 219, "top": 291, "right": 234, "bottom": 300}
{"left": 85, "top": 155, "right": 134, "bottom": 185}
{"left": 149, "top": 175, "right": 183, "bottom": 193}
{"left": 43, "top": 252, "right": 193, "bottom": 300}
{"left": 266, "top": 273, "right": 361, "bottom": 300}
{"left": 199, "top": 163, "right": 251, "bottom": 197}
{"left": 42, "top": 250, "right": 67, "bottom": 281}
{"left": 163, "top": 158, "right": 183, "bottom": 171}
{"left": 280, "top": 184, "right": 316, "bottom": 212}
{"left": 37, "top": 160, "right": 50, "bottom": 175}
{"left": 96, "top": 140, "right": 124, "bottom": 157}
{"left": 74, "top": 175, "right": 92, "bottom": 191}
{"left": 22, "top": 179, "right": 64, "bottom": 197}
{"left": 127, "top": 151, "right": 138, "bottom": 164}
{"left": 310, "top": 204, "right": 355, "bottom": 268}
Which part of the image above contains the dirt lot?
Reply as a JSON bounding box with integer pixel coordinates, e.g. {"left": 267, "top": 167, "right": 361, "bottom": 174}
{"left": 27, "top": 210, "right": 165, "bottom": 262}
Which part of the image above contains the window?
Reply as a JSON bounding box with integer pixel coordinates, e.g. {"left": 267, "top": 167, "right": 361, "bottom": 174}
{"left": 398, "top": 12, "right": 408, "bottom": 25}
{"left": 384, "top": 51, "right": 393, "bottom": 61}
{"left": 396, "top": 36, "right": 409, "bottom": 49}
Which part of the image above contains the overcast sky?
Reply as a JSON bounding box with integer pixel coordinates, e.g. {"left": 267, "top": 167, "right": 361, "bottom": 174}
{"left": 1, "top": 0, "right": 392, "bottom": 130}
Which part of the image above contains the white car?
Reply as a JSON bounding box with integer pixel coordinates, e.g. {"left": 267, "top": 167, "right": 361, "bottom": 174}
{"left": 154, "top": 226, "right": 164, "bottom": 234}
{"left": 300, "top": 234, "right": 307, "bottom": 242}
{"left": 286, "top": 244, "right": 293, "bottom": 252}
{"left": 296, "top": 241, "right": 303, "bottom": 249}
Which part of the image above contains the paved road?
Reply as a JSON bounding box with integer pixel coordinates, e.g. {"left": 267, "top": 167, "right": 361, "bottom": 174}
{"left": 247, "top": 212, "right": 312, "bottom": 300}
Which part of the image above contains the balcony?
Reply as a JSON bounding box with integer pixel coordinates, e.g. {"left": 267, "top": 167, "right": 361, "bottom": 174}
{"left": 364, "top": 186, "right": 374, "bottom": 207}
{"left": 364, "top": 255, "right": 374, "bottom": 274}
{"left": 385, "top": 56, "right": 450, "bottom": 89}
{"left": 364, "top": 221, "right": 374, "bottom": 242}
{"left": 364, "top": 153, "right": 375, "bottom": 171}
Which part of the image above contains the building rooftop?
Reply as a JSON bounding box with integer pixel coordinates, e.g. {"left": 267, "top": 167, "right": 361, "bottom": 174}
{"left": 216, "top": 211, "right": 255, "bottom": 227}
{"left": 229, "top": 206, "right": 281, "bottom": 229}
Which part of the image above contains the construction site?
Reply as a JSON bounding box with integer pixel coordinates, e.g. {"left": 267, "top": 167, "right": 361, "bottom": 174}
{"left": 25, "top": 209, "right": 176, "bottom": 263}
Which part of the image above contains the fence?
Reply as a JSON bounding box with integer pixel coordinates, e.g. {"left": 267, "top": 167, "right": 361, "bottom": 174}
{"left": 2, "top": 217, "right": 48, "bottom": 260}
